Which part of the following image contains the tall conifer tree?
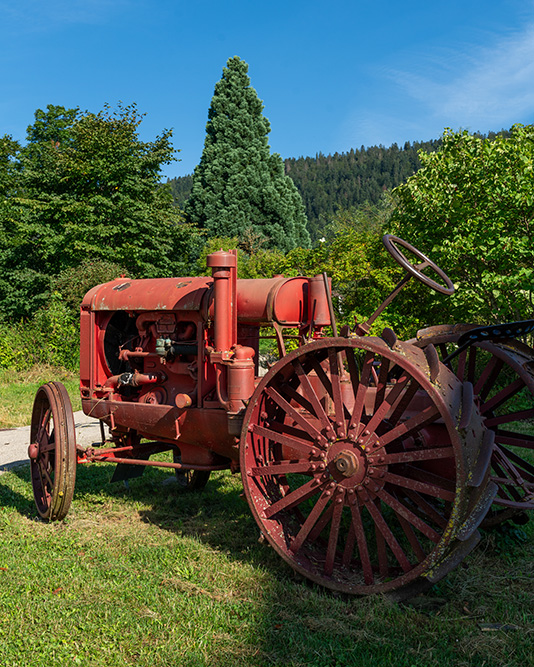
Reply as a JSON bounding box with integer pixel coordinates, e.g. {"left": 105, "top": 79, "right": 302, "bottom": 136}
{"left": 185, "top": 56, "right": 310, "bottom": 251}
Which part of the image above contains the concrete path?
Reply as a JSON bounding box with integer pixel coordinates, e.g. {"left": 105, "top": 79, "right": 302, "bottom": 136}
{"left": 0, "top": 411, "right": 102, "bottom": 473}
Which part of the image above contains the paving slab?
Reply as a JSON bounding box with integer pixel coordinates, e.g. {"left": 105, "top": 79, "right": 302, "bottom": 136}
{"left": 0, "top": 411, "right": 102, "bottom": 473}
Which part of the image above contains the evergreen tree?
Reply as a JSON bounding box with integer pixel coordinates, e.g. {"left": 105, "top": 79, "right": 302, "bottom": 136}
{"left": 185, "top": 56, "right": 310, "bottom": 251}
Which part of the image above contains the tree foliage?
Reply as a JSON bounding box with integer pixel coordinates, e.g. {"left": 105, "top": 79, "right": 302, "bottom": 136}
{"left": 185, "top": 56, "right": 310, "bottom": 251}
{"left": 0, "top": 104, "right": 201, "bottom": 319}
{"left": 391, "top": 126, "right": 534, "bottom": 324}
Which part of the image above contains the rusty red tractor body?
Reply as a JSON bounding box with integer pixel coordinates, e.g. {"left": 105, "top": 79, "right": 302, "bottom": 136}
{"left": 29, "top": 236, "right": 534, "bottom": 599}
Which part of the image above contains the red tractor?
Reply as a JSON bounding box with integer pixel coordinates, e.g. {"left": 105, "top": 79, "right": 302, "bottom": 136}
{"left": 29, "top": 236, "right": 534, "bottom": 598}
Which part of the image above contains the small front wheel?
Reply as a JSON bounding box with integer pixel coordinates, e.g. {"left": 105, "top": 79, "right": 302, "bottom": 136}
{"left": 29, "top": 382, "right": 76, "bottom": 521}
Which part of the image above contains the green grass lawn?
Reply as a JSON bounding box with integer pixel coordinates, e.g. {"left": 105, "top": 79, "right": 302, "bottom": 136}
{"left": 0, "top": 366, "right": 80, "bottom": 428}
{"left": 0, "top": 369, "right": 533, "bottom": 666}
{"left": 0, "top": 460, "right": 533, "bottom": 667}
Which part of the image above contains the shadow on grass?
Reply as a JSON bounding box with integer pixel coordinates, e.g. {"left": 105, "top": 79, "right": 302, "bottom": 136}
{"left": 2, "top": 462, "right": 534, "bottom": 666}
{"left": 2, "top": 460, "right": 276, "bottom": 571}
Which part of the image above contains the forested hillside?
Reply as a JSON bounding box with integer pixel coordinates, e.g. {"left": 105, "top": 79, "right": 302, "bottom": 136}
{"left": 168, "top": 139, "right": 442, "bottom": 240}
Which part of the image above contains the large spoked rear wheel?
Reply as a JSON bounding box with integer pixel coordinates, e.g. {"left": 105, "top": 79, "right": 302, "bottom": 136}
{"left": 415, "top": 326, "right": 534, "bottom": 525}
{"left": 241, "top": 337, "right": 490, "bottom": 597}
{"left": 29, "top": 382, "right": 76, "bottom": 521}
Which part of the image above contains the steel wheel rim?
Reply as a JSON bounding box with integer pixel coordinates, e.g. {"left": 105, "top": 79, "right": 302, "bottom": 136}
{"left": 241, "top": 337, "right": 487, "bottom": 595}
{"left": 30, "top": 382, "right": 76, "bottom": 521}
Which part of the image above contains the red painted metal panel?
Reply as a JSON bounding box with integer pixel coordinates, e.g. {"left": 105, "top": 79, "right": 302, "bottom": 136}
{"left": 86, "top": 277, "right": 212, "bottom": 313}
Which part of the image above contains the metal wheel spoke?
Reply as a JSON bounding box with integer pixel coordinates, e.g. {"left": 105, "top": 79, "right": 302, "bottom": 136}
{"left": 344, "top": 347, "right": 361, "bottom": 400}
{"left": 491, "top": 497, "right": 534, "bottom": 508}
{"left": 466, "top": 346, "right": 477, "bottom": 384}
{"left": 346, "top": 500, "right": 374, "bottom": 584}
{"left": 342, "top": 521, "right": 357, "bottom": 567}
{"left": 387, "top": 379, "right": 419, "bottom": 428}
{"left": 474, "top": 356, "right": 504, "bottom": 401}
{"left": 376, "top": 488, "right": 441, "bottom": 542}
{"left": 383, "top": 470, "right": 456, "bottom": 501}
{"left": 405, "top": 465, "right": 456, "bottom": 490}
{"left": 381, "top": 446, "right": 454, "bottom": 465}
{"left": 485, "top": 408, "right": 534, "bottom": 428}
{"left": 491, "top": 457, "right": 523, "bottom": 502}
{"left": 278, "top": 383, "right": 319, "bottom": 421}
{"left": 365, "top": 497, "right": 412, "bottom": 573}
{"left": 265, "top": 387, "right": 324, "bottom": 442}
{"left": 364, "top": 372, "right": 411, "bottom": 436}
{"left": 267, "top": 419, "right": 316, "bottom": 442}
{"left": 250, "top": 460, "right": 316, "bottom": 476}
{"left": 307, "top": 355, "right": 352, "bottom": 422}
{"left": 36, "top": 461, "right": 48, "bottom": 496}
{"left": 39, "top": 461, "right": 54, "bottom": 488}
{"left": 324, "top": 490, "right": 345, "bottom": 576}
{"left": 251, "top": 462, "right": 308, "bottom": 477}
{"left": 438, "top": 343, "right": 451, "bottom": 367}
{"left": 289, "top": 489, "right": 332, "bottom": 554}
{"left": 292, "top": 359, "right": 333, "bottom": 433}
{"left": 497, "top": 445, "right": 534, "bottom": 479}
{"left": 328, "top": 349, "right": 346, "bottom": 438}
{"left": 396, "top": 513, "right": 426, "bottom": 562}
{"left": 373, "top": 357, "right": 390, "bottom": 413}
{"left": 307, "top": 502, "right": 335, "bottom": 543}
{"left": 378, "top": 405, "right": 441, "bottom": 448}
{"left": 348, "top": 352, "right": 374, "bottom": 431}
{"left": 263, "top": 477, "right": 325, "bottom": 519}
{"left": 494, "top": 430, "right": 534, "bottom": 449}
{"left": 252, "top": 424, "right": 317, "bottom": 456}
{"left": 455, "top": 349, "right": 467, "bottom": 381}
{"left": 35, "top": 406, "right": 52, "bottom": 445}
{"left": 491, "top": 447, "right": 527, "bottom": 493}
{"left": 480, "top": 378, "right": 524, "bottom": 415}
{"left": 402, "top": 489, "right": 448, "bottom": 529}
{"left": 39, "top": 434, "right": 56, "bottom": 454}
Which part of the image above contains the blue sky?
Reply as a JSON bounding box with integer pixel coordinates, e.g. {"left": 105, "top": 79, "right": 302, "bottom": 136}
{"left": 1, "top": 0, "right": 533, "bottom": 179}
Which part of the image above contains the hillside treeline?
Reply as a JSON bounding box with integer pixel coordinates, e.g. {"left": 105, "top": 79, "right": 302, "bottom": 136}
{"left": 169, "top": 140, "right": 441, "bottom": 240}
{"left": 169, "top": 131, "right": 513, "bottom": 242}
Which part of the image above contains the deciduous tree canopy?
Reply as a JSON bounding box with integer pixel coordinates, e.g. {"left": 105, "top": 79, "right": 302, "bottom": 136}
{"left": 391, "top": 125, "right": 534, "bottom": 324}
{"left": 0, "top": 104, "right": 201, "bottom": 319}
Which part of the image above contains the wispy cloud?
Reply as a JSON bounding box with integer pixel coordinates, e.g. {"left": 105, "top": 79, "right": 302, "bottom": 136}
{"left": 0, "top": 0, "right": 134, "bottom": 33}
{"left": 343, "top": 21, "right": 534, "bottom": 149}
{"left": 390, "top": 23, "right": 534, "bottom": 129}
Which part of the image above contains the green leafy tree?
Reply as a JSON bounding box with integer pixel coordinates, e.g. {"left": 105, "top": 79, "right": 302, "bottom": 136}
{"left": 185, "top": 56, "right": 310, "bottom": 251}
{"left": 0, "top": 135, "right": 20, "bottom": 195}
{"left": 391, "top": 125, "right": 534, "bottom": 324}
{"left": 0, "top": 104, "right": 201, "bottom": 319}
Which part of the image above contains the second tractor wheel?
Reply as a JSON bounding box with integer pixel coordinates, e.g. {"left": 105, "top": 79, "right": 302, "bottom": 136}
{"left": 414, "top": 325, "right": 534, "bottom": 525}
{"left": 29, "top": 382, "right": 76, "bottom": 521}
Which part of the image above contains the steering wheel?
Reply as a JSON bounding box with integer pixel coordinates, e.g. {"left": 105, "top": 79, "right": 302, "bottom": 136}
{"left": 382, "top": 234, "right": 454, "bottom": 295}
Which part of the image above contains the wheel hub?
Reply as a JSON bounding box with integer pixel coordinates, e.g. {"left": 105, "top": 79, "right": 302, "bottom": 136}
{"left": 333, "top": 450, "right": 359, "bottom": 477}
{"left": 326, "top": 440, "right": 369, "bottom": 487}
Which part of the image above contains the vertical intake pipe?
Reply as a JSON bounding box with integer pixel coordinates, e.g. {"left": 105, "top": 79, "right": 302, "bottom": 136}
{"left": 206, "top": 250, "right": 237, "bottom": 356}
